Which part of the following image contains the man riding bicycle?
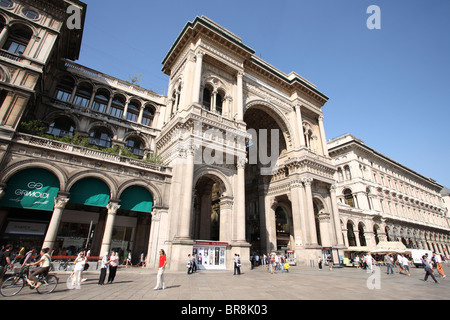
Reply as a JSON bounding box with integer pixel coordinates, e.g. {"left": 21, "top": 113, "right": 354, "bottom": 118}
{"left": 26, "top": 247, "right": 51, "bottom": 290}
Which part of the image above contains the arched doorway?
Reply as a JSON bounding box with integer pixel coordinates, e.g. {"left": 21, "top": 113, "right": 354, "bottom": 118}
{"left": 193, "top": 175, "right": 224, "bottom": 241}
{"left": 275, "top": 205, "right": 291, "bottom": 251}
{"left": 243, "top": 105, "right": 289, "bottom": 254}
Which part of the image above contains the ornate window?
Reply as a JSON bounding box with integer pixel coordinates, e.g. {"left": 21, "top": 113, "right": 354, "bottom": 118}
{"left": 343, "top": 188, "right": 355, "bottom": 207}
{"left": 89, "top": 127, "right": 112, "bottom": 148}
{"left": 109, "top": 95, "right": 125, "bottom": 118}
{"left": 73, "top": 82, "right": 92, "bottom": 108}
{"left": 3, "top": 24, "right": 32, "bottom": 55}
{"left": 125, "top": 137, "right": 145, "bottom": 157}
{"left": 141, "top": 105, "right": 155, "bottom": 126}
{"left": 126, "top": 100, "right": 140, "bottom": 122}
{"left": 54, "top": 77, "right": 75, "bottom": 104}
{"left": 91, "top": 89, "right": 109, "bottom": 113}
{"left": 47, "top": 117, "right": 75, "bottom": 138}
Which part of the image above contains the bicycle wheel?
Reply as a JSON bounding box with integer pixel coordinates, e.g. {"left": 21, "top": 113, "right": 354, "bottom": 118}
{"left": 36, "top": 275, "right": 58, "bottom": 294}
{"left": 0, "top": 276, "right": 25, "bottom": 297}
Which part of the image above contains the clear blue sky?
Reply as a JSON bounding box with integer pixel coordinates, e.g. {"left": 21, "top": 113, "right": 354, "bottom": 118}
{"left": 78, "top": 0, "right": 450, "bottom": 188}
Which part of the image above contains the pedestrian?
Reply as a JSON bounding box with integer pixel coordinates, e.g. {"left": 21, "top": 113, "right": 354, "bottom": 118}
{"left": 355, "top": 255, "right": 360, "bottom": 269}
{"left": 192, "top": 254, "right": 197, "bottom": 273}
{"left": 434, "top": 252, "right": 446, "bottom": 278}
{"left": 0, "top": 244, "right": 13, "bottom": 287}
{"left": 396, "top": 254, "right": 404, "bottom": 274}
{"left": 187, "top": 254, "right": 193, "bottom": 274}
{"left": 154, "top": 249, "right": 166, "bottom": 290}
{"left": 98, "top": 252, "right": 109, "bottom": 285}
{"left": 318, "top": 256, "right": 323, "bottom": 270}
{"left": 72, "top": 249, "right": 87, "bottom": 289}
{"left": 385, "top": 254, "right": 394, "bottom": 275}
{"left": 423, "top": 255, "right": 439, "bottom": 284}
{"left": 107, "top": 251, "right": 119, "bottom": 284}
{"left": 401, "top": 254, "right": 410, "bottom": 276}
{"left": 327, "top": 254, "right": 333, "bottom": 270}
{"left": 269, "top": 253, "right": 275, "bottom": 274}
{"left": 125, "top": 250, "right": 132, "bottom": 268}
{"left": 233, "top": 253, "right": 241, "bottom": 275}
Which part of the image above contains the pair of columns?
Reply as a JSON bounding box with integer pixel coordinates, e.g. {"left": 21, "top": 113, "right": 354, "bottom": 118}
{"left": 40, "top": 193, "right": 120, "bottom": 256}
{"left": 264, "top": 179, "right": 344, "bottom": 252}
{"left": 175, "top": 151, "right": 246, "bottom": 244}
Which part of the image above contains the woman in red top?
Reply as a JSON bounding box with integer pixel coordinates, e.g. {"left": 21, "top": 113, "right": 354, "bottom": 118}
{"left": 154, "top": 249, "right": 166, "bottom": 290}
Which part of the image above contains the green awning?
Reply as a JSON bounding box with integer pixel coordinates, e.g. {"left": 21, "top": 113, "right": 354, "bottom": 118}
{"left": 69, "top": 178, "right": 110, "bottom": 207}
{"left": 119, "top": 185, "right": 153, "bottom": 213}
{"left": 0, "top": 168, "right": 60, "bottom": 211}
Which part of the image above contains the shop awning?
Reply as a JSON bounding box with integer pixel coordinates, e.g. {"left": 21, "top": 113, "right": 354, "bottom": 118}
{"left": 0, "top": 168, "right": 59, "bottom": 211}
{"left": 69, "top": 178, "right": 110, "bottom": 207}
{"left": 119, "top": 186, "right": 153, "bottom": 213}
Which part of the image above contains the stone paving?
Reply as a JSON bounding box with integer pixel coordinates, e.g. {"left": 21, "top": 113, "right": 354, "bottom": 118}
{"left": 2, "top": 263, "right": 449, "bottom": 301}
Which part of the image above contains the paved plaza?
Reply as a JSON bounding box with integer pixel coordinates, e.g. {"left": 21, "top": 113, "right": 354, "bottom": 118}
{"left": 2, "top": 263, "right": 449, "bottom": 301}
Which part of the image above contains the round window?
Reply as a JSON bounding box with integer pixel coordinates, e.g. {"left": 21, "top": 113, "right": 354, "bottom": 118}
{"left": 0, "top": 0, "right": 13, "bottom": 8}
{"left": 22, "top": 8, "right": 39, "bottom": 20}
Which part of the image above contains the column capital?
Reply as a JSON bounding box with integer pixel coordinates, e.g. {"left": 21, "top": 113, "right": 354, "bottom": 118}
{"left": 106, "top": 201, "right": 121, "bottom": 215}
{"left": 54, "top": 196, "right": 70, "bottom": 209}
{"left": 236, "top": 156, "right": 247, "bottom": 169}
{"left": 302, "top": 177, "right": 313, "bottom": 186}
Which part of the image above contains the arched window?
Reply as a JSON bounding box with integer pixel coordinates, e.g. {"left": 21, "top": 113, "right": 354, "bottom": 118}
{"left": 91, "top": 89, "right": 109, "bottom": 113}
{"left": 126, "top": 100, "right": 140, "bottom": 122}
{"left": 202, "top": 86, "right": 212, "bottom": 111}
{"left": 89, "top": 127, "right": 112, "bottom": 148}
{"left": 347, "top": 222, "right": 356, "bottom": 247}
{"left": 47, "top": 117, "right": 75, "bottom": 138}
{"left": 337, "top": 168, "right": 344, "bottom": 182}
{"left": 125, "top": 137, "right": 145, "bottom": 157}
{"left": 343, "top": 188, "right": 355, "bottom": 207}
{"left": 141, "top": 105, "right": 155, "bottom": 126}
{"left": 73, "top": 82, "right": 92, "bottom": 108}
{"left": 275, "top": 206, "right": 290, "bottom": 235}
{"left": 215, "top": 89, "right": 224, "bottom": 115}
{"left": 344, "top": 165, "right": 352, "bottom": 180}
{"left": 109, "top": 95, "right": 125, "bottom": 118}
{"left": 3, "top": 24, "right": 32, "bottom": 55}
{"left": 358, "top": 223, "right": 367, "bottom": 246}
{"left": 54, "top": 76, "right": 75, "bottom": 104}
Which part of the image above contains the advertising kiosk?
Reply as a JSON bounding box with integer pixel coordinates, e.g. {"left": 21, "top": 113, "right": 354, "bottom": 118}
{"left": 193, "top": 241, "right": 228, "bottom": 270}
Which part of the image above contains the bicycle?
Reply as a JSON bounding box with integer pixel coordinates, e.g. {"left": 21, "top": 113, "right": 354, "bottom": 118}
{"left": 58, "top": 259, "right": 74, "bottom": 271}
{"left": 0, "top": 266, "right": 59, "bottom": 297}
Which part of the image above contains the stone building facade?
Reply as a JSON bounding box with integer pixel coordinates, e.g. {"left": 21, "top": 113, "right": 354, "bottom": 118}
{"left": 328, "top": 134, "right": 450, "bottom": 254}
{"left": 0, "top": 1, "right": 447, "bottom": 271}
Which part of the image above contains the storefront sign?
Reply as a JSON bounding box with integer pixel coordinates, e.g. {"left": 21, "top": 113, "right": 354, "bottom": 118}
{"left": 0, "top": 168, "right": 59, "bottom": 211}
{"left": 5, "top": 221, "right": 47, "bottom": 235}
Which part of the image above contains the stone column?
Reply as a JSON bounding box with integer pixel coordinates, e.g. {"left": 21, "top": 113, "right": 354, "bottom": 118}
{"left": 289, "top": 179, "right": 306, "bottom": 248}
{"left": 0, "top": 25, "right": 9, "bottom": 50}
{"left": 41, "top": 194, "right": 70, "bottom": 251}
{"left": 177, "top": 144, "right": 195, "bottom": 240}
{"left": 318, "top": 212, "right": 332, "bottom": 247}
{"left": 193, "top": 51, "right": 204, "bottom": 104}
{"left": 302, "top": 177, "right": 318, "bottom": 246}
{"left": 329, "top": 185, "right": 345, "bottom": 247}
{"left": 294, "top": 104, "right": 306, "bottom": 147}
{"left": 318, "top": 115, "right": 329, "bottom": 157}
{"left": 100, "top": 200, "right": 120, "bottom": 257}
{"left": 236, "top": 71, "right": 244, "bottom": 121}
{"left": 219, "top": 196, "right": 233, "bottom": 243}
{"left": 234, "top": 156, "right": 247, "bottom": 243}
